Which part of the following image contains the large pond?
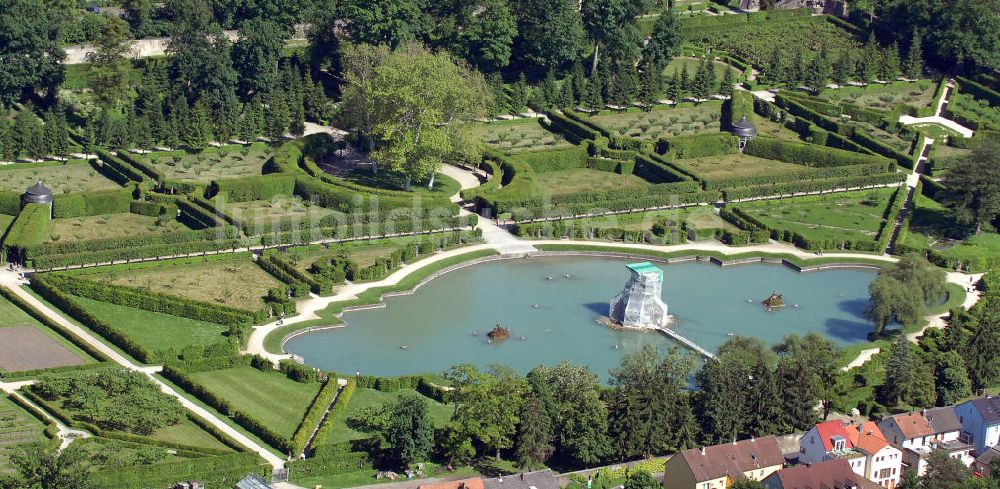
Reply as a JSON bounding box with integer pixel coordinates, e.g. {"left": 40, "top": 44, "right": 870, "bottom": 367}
{"left": 285, "top": 256, "right": 876, "bottom": 379}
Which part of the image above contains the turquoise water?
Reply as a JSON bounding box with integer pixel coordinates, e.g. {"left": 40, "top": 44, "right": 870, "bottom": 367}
{"left": 284, "top": 257, "right": 876, "bottom": 379}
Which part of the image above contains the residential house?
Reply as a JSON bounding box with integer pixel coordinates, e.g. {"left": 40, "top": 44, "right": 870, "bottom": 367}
{"left": 798, "top": 420, "right": 868, "bottom": 475}
{"left": 844, "top": 421, "right": 903, "bottom": 488}
{"left": 798, "top": 420, "right": 902, "bottom": 488}
{"left": 973, "top": 446, "right": 1000, "bottom": 479}
{"left": 483, "top": 470, "right": 560, "bottom": 489}
{"left": 763, "top": 459, "right": 882, "bottom": 489}
{"left": 662, "top": 436, "right": 784, "bottom": 489}
{"left": 955, "top": 396, "right": 1000, "bottom": 456}
{"left": 878, "top": 407, "right": 975, "bottom": 474}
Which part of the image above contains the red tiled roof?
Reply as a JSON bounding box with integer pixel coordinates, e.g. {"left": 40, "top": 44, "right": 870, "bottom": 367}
{"left": 891, "top": 412, "right": 934, "bottom": 439}
{"left": 767, "top": 459, "right": 881, "bottom": 489}
{"left": 844, "top": 422, "right": 890, "bottom": 455}
{"left": 679, "top": 436, "right": 784, "bottom": 482}
{"left": 815, "top": 420, "right": 853, "bottom": 452}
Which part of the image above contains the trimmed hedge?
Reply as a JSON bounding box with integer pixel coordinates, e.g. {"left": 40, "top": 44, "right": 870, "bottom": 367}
{"left": 510, "top": 145, "right": 589, "bottom": 172}
{"left": 0, "top": 190, "right": 20, "bottom": 215}
{"left": 721, "top": 172, "right": 905, "bottom": 201}
{"left": 744, "top": 136, "right": 895, "bottom": 168}
{"left": 706, "top": 162, "right": 892, "bottom": 191}
{"left": 130, "top": 200, "right": 178, "bottom": 218}
{"left": 656, "top": 133, "right": 739, "bottom": 158}
{"left": 97, "top": 150, "right": 147, "bottom": 183}
{"left": 545, "top": 112, "right": 601, "bottom": 144}
{"left": 206, "top": 175, "right": 296, "bottom": 202}
{"left": 957, "top": 76, "right": 1000, "bottom": 107}
{"left": 308, "top": 378, "right": 356, "bottom": 454}
{"left": 3, "top": 203, "right": 51, "bottom": 251}
{"left": 29, "top": 238, "right": 245, "bottom": 269}
{"left": 849, "top": 130, "right": 914, "bottom": 169}
{"left": 52, "top": 188, "right": 132, "bottom": 218}
{"left": 290, "top": 378, "right": 340, "bottom": 455}
{"left": 562, "top": 110, "right": 647, "bottom": 151}
{"left": 633, "top": 153, "right": 693, "bottom": 184}
{"left": 725, "top": 90, "right": 755, "bottom": 128}
{"left": 90, "top": 452, "right": 269, "bottom": 489}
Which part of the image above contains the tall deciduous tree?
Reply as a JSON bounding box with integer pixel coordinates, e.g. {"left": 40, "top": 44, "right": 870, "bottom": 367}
{"left": 0, "top": 0, "right": 65, "bottom": 105}
{"left": 515, "top": 396, "right": 554, "bottom": 468}
{"left": 877, "top": 0, "right": 1000, "bottom": 73}
{"left": 448, "top": 0, "right": 517, "bottom": 73}
{"left": 342, "top": 0, "right": 423, "bottom": 49}
{"left": 511, "top": 0, "right": 584, "bottom": 71}
{"left": 87, "top": 16, "right": 133, "bottom": 109}
{"left": 447, "top": 364, "right": 528, "bottom": 461}
{"left": 945, "top": 137, "right": 1000, "bottom": 235}
{"left": 167, "top": 0, "right": 237, "bottom": 106}
{"left": 231, "top": 19, "right": 287, "bottom": 97}
{"left": 696, "top": 336, "right": 779, "bottom": 444}
{"left": 527, "top": 363, "right": 609, "bottom": 466}
{"left": 581, "top": 0, "right": 645, "bottom": 72}
{"left": 2, "top": 443, "right": 92, "bottom": 489}
{"left": 384, "top": 395, "right": 435, "bottom": 466}
{"left": 965, "top": 303, "right": 999, "bottom": 393}
{"left": 935, "top": 350, "right": 972, "bottom": 406}
{"left": 368, "top": 43, "right": 489, "bottom": 190}
{"left": 643, "top": 11, "right": 681, "bottom": 68}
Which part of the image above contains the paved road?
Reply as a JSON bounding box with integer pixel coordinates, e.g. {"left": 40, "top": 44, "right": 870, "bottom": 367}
{"left": 0, "top": 273, "right": 286, "bottom": 469}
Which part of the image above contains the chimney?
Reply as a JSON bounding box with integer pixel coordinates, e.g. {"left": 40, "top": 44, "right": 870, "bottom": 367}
{"left": 751, "top": 436, "right": 756, "bottom": 442}
{"left": 921, "top": 409, "right": 927, "bottom": 416}
{"left": 733, "top": 438, "right": 737, "bottom": 445}
{"left": 701, "top": 446, "right": 706, "bottom": 456}
{"left": 521, "top": 474, "right": 525, "bottom": 481}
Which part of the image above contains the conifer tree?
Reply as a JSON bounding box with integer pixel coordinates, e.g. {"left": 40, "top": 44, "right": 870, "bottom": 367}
{"left": 163, "top": 113, "right": 181, "bottom": 149}
{"left": 857, "top": 34, "right": 880, "bottom": 82}
{"left": 691, "top": 60, "right": 710, "bottom": 101}
{"left": 669, "top": 69, "right": 682, "bottom": 103}
{"left": 289, "top": 95, "right": 306, "bottom": 138}
{"left": 679, "top": 64, "right": 690, "bottom": 96}
{"left": 903, "top": 31, "right": 924, "bottom": 79}
{"left": 832, "top": 50, "right": 854, "bottom": 85}
{"left": 705, "top": 60, "right": 717, "bottom": 95}
{"left": 134, "top": 114, "right": 154, "bottom": 151}
{"left": 804, "top": 46, "right": 831, "bottom": 93}
{"left": 559, "top": 77, "right": 574, "bottom": 108}
{"left": 719, "top": 68, "right": 734, "bottom": 98}
{"left": 265, "top": 91, "right": 289, "bottom": 140}
{"left": 510, "top": 73, "right": 529, "bottom": 114}
{"left": 880, "top": 42, "right": 901, "bottom": 82}
{"left": 639, "top": 65, "right": 660, "bottom": 109}
{"left": 788, "top": 48, "right": 806, "bottom": 87}
{"left": 238, "top": 97, "right": 264, "bottom": 143}
{"left": 766, "top": 47, "right": 783, "bottom": 85}
{"left": 542, "top": 69, "right": 559, "bottom": 105}
{"left": 571, "top": 59, "right": 587, "bottom": 103}
{"left": 584, "top": 76, "right": 603, "bottom": 111}
{"left": 615, "top": 65, "right": 638, "bottom": 106}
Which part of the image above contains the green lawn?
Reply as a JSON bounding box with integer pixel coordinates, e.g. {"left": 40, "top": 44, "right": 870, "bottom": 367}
{"left": 322, "top": 388, "right": 454, "bottom": 444}
{"left": 147, "top": 419, "right": 232, "bottom": 452}
{"left": 472, "top": 119, "right": 573, "bottom": 153}
{"left": 755, "top": 116, "right": 804, "bottom": 142}
{"left": 69, "top": 296, "right": 229, "bottom": 353}
{"left": 46, "top": 213, "right": 194, "bottom": 244}
{"left": 535, "top": 168, "right": 650, "bottom": 196}
{"left": 679, "top": 153, "right": 806, "bottom": 181}
{"left": 589, "top": 102, "right": 722, "bottom": 140}
{"left": 823, "top": 80, "right": 938, "bottom": 110}
{"left": 523, "top": 207, "right": 736, "bottom": 236}
{"left": 735, "top": 188, "right": 897, "bottom": 243}
{"left": 223, "top": 196, "right": 337, "bottom": 223}
{"left": 936, "top": 232, "right": 1000, "bottom": 271}
{"left": 0, "top": 160, "right": 122, "bottom": 193}
{"left": 189, "top": 367, "right": 321, "bottom": 436}
{"left": 0, "top": 395, "right": 46, "bottom": 475}
{"left": 0, "top": 214, "right": 13, "bottom": 237}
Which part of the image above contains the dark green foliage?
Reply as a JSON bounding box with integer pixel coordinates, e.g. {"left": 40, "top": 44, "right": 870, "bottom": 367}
{"left": 3, "top": 203, "right": 51, "bottom": 255}
{"left": 290, "top": 378, "right": 340, "bottom": 456}
{"left": 88, "top": 452, "right": 268, "bottom": 489}
{"left": 515, "top": 396, "right": 554, "bottom": 468}
{"left": 657, "top": 133, "right": 739, "bottom": 159}
{"left": 744, "top": 136, "right": 894, "bottom": 167}
{"left": 696, "top": 337, "right": 780, "bottom": 443}
{"left": 624, "top": 470, "right": 660, "bottom": 489}
{"left": 0, "top": 0, "right": 65, "bottom": 105}
{"left": 52, "top": 189, "right": 133, "bottom": 219}
{"left": 511, "top": 145, "right": 590, "bottom": 172}
{"left": 207, "top": 175, "right": 296, "bottom": 202}
{"left": 3, "top": 442, "right": 92, "bottom": 489}
{"left": 32, "top": 368, "right": 184, "bottom": 435}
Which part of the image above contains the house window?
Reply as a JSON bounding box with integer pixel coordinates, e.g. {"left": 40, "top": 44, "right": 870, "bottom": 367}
{"left": 702, "top": 483, "right": 710, "bottom": 489}
{"left": 879, "top": 468, "right": 892, "bottom": 479}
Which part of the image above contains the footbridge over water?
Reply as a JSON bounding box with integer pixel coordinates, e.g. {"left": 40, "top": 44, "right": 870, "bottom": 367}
{"left": 651, "top": 326, "right": 716, "bottom": 360}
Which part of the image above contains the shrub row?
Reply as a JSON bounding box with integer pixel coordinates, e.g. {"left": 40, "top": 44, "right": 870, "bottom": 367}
{"left": 509, "top": 190, "right": 720, "bottom": 222}
{"left": 512, "top": 219, "right": 688, "bottom": 244}
{"left": 115, "top": 150, "right": 164, "bottom": 181}
{"left": 718, "top": 208, "right": 771, "bottom": 245}
{"left": 656, "top": 133, "right": 739, "bottom": 158}
{"left": 290, "top": 378, "right": 341, "bottom": 455}
{"left": 775, "top": 94, "right": 853, "bottom": 135}
{"left": 875, "top": 186, "right": 907, "bottom": 252}
{"left": 90, "top": 452, "right": 269, "bottom": 489}
{"left": 292, "top": 176, "right": 457, "bottom": 218}
{"left": 26, "top": 224, "right": 237, "bottom": 258}
{"left": 588, "top": 137, "right": 639, "bottom": 161}
{"left": 30, "top": 238, "right": 245, "bottom": 269}
{"left": 706, "top": 161, "right": 891, "bottom": 191}
{"left": 849, "top": 130, "right": 914, "bottom": 169}
{"left": 0, "top": 190, "right": 20, "bottom": 215}
{"left": 678, "top": 6, "right": 810, "bottom": 29}
{"left": 30, "top": 275, "right": 164, "bottom": 363}
{"left": 130, "top": 200, "right": 178, "bottom": 217}
{"left": 52, "top": 188, "right": 133, "bottom": 218}
{"left": 264, "top": 252, "right": 329, "bottom": 294}
{"left": 258, "top": 214, "right": 477, "bottom": 247}
{"left": 743, "top": 136, "right": 894, "bottom": 168}
{"left": 724, "top": 206, "right": 882, "bottom": 252}
{"left": 721, "top": 172, "right": 905, "bottom": 201}
{"left": 956, "top": 76, "right": 1000, "bottom": 107}
{"left": 308, "top": 378, "right": 356, "bottom": 455}
{"left": 176, "top": 196, "right": 226, "bottom": 229}
{"left": 39, "top": 272, "right": 261, "bottom": 327}
{"left": 587, "top": 157, "right": 636, "bottom": 175}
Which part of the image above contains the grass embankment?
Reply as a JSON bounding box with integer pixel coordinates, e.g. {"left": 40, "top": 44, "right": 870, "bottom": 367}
{"left": 69, "top": 296, "right": 229, "bottom": 352}
{"left": 263, "top": 249, "right": 499, "bottom": 354}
